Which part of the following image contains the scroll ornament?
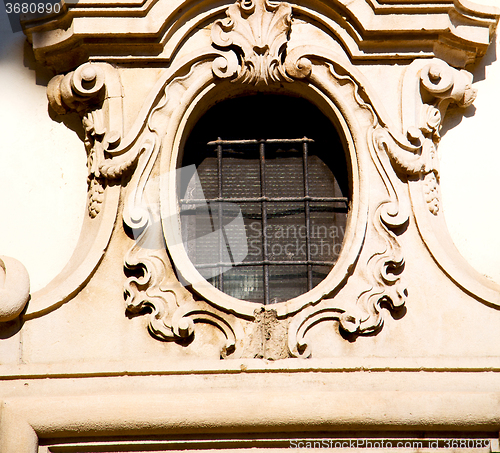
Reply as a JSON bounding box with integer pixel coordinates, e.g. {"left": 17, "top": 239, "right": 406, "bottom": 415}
{"left": 124, "top": 228, "right": 243, "bottom": 358}
{"left": 286, "top": 64, "right": 408, "bottom": 356}
{"left": 120, "top": 61, "right": 245, "bottom": 357}
{"left": 383, "top": 59, "right": 477, "bottom": 215}
{"left": 327, "top": 59, "right": 478, "bottom": 349}
{"left": 47, "top": 63, "right": 128, "bottom": 218}
{"left": 321, "top": 59, "right": 478, "bottom": 353}
{"left": 288, "top": 199, "right": 407, "bottom": 358}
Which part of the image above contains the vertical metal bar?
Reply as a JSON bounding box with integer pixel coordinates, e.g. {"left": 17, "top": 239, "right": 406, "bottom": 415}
{"left": 259, "top": 140, "right": 270, "bottom": 305}
{"left": 217, "top": 139, "right": 224, "bottom": 293}
{"left": 303, "top": 139, "right": 312, "bottom": 291}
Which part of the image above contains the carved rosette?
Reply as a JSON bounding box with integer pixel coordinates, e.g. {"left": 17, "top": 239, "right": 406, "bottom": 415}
{"left": 211, "top": 0, "right": 293, "bottom": 84}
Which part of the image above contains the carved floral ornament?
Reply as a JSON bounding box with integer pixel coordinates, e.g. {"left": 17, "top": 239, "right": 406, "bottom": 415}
{"left": 211, "top": 0, "right": 293, "bottom": 84}
{"left": 3, "top": 0, "right": 500, "bottom": 358}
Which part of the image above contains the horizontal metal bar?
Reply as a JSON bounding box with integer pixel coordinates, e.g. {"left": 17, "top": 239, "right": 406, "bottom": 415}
{"left": 194, "top": 260, "right": 336, "bottom": 269}
{"left": 180, "top": 197, "right": 349, "bottom": 204}
{"left": 207, "top": 137, "right": 315, "bottom": 145}
{"left": 181, "top": 207, "right": 348, "bottom": 221}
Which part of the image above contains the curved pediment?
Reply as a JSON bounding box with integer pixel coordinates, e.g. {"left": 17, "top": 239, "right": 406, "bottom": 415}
{"left": 23, "top": 0, "right": 499, "bottom": 72}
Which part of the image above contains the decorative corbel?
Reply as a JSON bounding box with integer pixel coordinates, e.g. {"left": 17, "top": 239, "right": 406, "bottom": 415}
{"left": 387, "top": 58, "right": 477, "bottom": 214}
{"left": 47, "top": 62, "right": 125, "bottom": 217}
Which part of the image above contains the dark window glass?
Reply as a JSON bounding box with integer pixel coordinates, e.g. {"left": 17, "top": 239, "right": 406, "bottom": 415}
{"left": 180, "top": 95, "right": 349, "bottom": 304}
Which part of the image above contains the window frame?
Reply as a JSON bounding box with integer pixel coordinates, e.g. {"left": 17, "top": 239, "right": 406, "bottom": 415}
{"left": 160, "top": 81, "right": 367, "bottom": 318}
{"left": 180, "top": 131, "right": 349, "bottom": 305}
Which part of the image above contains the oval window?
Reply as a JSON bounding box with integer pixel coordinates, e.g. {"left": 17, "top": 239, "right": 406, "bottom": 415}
{"left": 179, "top": 95, "right": 349, "bottom": 304}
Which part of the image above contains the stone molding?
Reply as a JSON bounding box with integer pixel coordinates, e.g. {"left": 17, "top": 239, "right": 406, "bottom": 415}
{"left": 22, "top": 0, "right": 500, "bottom": 72}
{"left": 22, "top": 184, "right": 120, "bottom": 320}
{"left": 2, "top": 368, "right": 500, "bottom": 452}
{"left": 0, "top": 256, "right": 30, "bottom": 323}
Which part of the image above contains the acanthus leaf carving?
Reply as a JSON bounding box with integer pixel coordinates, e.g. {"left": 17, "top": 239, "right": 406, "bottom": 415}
{"left": 119, "top": 59, "right": 247, "bottom": 357}
{"left": 211, "top": 0, "right": 293, "bottom": 84}
{"left": 353, "top": 200, "right": 408, "bottom": 333}
{"left": 124, "top": 228, "right": 179, "bottom": 341}
{"left": 325, "top": 61, "right": 409, "bottom": 338}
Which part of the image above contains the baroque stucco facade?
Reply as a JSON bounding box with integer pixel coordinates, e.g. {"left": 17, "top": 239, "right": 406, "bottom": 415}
{"left": 1, "top": 0, "right": 500, "bottom": 450}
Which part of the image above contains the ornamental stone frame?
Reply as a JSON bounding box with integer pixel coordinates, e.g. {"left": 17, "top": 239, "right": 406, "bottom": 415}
{"left": 1, "top": 0, "right": 500, "bottom": 451}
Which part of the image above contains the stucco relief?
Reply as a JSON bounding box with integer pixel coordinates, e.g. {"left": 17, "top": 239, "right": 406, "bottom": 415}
{"left": 115, "top": 0, "right": 500, "bottom": 357}
{"left": 47, "top": 63, "right": 125, "bottom": 218}
{"left": 2, "top": 0, "right": 499, "bottom": 358}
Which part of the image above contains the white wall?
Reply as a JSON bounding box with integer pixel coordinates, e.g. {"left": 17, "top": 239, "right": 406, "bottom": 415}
{"left": 440, "top": 28, "right": 500, "bottom": 283}
{"left": 0, "top": 7, "right": 87, "bottom": 292}
{"left": 0, "top": 3, "right": 498, "bottom": 293}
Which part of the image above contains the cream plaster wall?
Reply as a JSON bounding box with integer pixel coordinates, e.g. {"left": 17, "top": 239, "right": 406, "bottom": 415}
{"left": 0, "top": 8, "right": 87, "bottom": 293}
{"left": 439, "top": 17, "right": 500, "bottom": 284}
{"left": 0, "top": 2, "right": 498, "bottom": 295}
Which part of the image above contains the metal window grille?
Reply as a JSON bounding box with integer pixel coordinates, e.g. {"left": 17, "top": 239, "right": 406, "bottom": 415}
{"left": 180, "top": 137, "right": 349, "bottom": 305}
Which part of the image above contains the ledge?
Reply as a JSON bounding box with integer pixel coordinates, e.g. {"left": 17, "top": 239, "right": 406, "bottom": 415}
{"left": 2, "top": 357, "right": 500, "bottom": 380}
{"left": 22, "top": 0, "right": 500, "bottom": 72}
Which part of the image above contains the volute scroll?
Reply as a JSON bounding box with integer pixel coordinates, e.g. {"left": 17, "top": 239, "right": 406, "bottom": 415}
{"left": 0, "top": 256, "right": 30, "bottom": 323}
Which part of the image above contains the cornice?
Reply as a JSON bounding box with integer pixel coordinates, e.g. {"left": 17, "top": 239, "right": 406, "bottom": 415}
{"left": 2, "top": 374, "right": 500, "bottom": 452}
{"left": 22, "top": 0, "right": 500, "bottom": 72}
{"left": 3, "top": 357, "right": 500, "bottom": 380}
